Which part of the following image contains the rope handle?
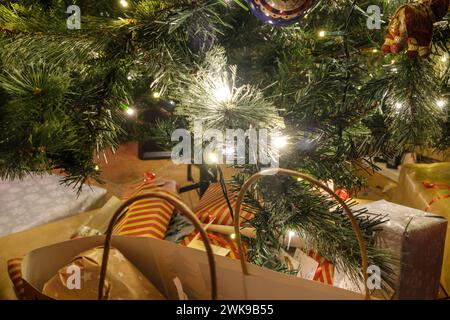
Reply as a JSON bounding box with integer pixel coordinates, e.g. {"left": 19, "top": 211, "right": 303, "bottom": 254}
{"left": 98, "top": 191, "right": 218, "bottom": 300}
{"left": 233, "top": 168, "right": 371, "bottom": 300}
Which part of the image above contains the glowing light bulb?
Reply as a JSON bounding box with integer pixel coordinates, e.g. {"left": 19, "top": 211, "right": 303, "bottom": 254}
{"left": 94, "top": 165, "right": 100, "bottom": 171}
{"left": 120, "top": 0, "right": 129, "bottom": 8}
{"left": 395, "top": 102, "right": 403, "bottom": 110}
{"left": 153, "top": 92, "right": 161, "bottom": 99}
{"left": 441, "top": 55, "right": 448, "bottom": 63}
{"left": 213, "top": 85, "right": 231, "bottom": 102}
{"left": 230, "top": 233, "right": 236, "bottom": 240}
{"left": 318, "top": 30, "right": 326, "bottom": 38}
{"left": 437, "top": 99, "right": 447, "bottom": 108}
{"left": 273, "top": 135, "right": 288, "bottom": 149}
{"left": 205, "top": 151, "right": 220, "bottom": 164}
{"left": 126, "top": 107, "right": 135, "bottom": 116}
{"left": 372, "top": 48, "right": 378, "bottom": 53}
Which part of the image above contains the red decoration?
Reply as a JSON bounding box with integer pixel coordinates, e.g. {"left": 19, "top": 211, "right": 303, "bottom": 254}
{"left": 143, "top": 171, "right": 156, "bottom": 183}
{"left": 335, "top": 188, "right": 350, "bottom": 201}
{"left": 381, "top": 0, "right": 449, "bottom": 58}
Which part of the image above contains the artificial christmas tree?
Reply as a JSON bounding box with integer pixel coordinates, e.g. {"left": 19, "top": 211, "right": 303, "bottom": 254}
{"left": 0, "top": 0, "right": 449, "bottom": 298}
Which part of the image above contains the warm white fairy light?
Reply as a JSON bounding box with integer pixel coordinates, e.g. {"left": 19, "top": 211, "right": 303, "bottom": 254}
{"left": 273, "top": 135, "right": 288, "bottom": 149}
{"left": 213, "top": 85, "right": 231, "bottom": 102}
{"left": 94, "top": 165, "right": 100, "bottom": 171}
{"left": 395, "top": 102, "right": 403, "bottom": 111}
{"left": 153, "top": 92, "right": 161, "bottom": 99}
{"left": 230, "top": 233, "right": 236, "bottom": 240}
{"left": 318, "top": 30, "right": 326, "bottom": 38}
{"left": 205, "top": 151, "right": 220, "bottom": 164}
{"left": 119, "top": 0, "right": 129, "bottom": 8}
{"left": 437, "top": 99, "right": 447, "bottom": 109}
{"left": 126, "top": 107, "right": 135, "bottom": 116}
{"left": 441, "top": 55, "right": 448, "bottom": 63}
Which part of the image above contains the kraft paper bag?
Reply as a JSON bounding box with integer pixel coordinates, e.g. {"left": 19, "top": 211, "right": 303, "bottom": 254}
{"left": 22, "top": 235, "right": 366, "bottom": 300}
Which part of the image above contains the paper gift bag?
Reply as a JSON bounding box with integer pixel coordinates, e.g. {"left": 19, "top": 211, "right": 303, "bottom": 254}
{"left": 22, "top": 191, "right": 218, "bottom": 300}
{"left": 20, "top": 189, "right": 368, "bottom": 300}
{"left": 21, "top": 234, "right": 367, "bottom": 300}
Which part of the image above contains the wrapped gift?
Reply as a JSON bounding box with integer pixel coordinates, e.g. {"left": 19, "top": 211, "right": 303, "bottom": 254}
{"left": 355, "top": 200, "right": 447, "bottom": 299}
{"left": 43, "top": 247, "right": 166, "bottom": 300}
{"left": 195, "top": 183, "right": 255, "bottom": 226}
{"left": 180, "top": 230, "right": 244, "bottom": 260}
{"left": 392, "top": 163, "right": 450, "bottom": 294}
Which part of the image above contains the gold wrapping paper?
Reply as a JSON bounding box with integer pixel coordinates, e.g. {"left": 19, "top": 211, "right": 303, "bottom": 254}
{"left": 393, "top": 163, "right": 450, "bottom": 294}
{"left": 43, "top": 246, "right": 166, "bottom": 300}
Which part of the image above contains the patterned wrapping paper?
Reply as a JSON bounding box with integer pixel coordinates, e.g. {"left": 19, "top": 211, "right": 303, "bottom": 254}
{"left": 392, "top": 163, "right": 450, "bottom": 294}
{"left": 42, "top": 247, "right": 166, "bottom": 300}
{"left": 194, "top": 183, "right": 255, "bottom": 226}
{"left": 113, "top": 185, "right": 179, "bottom": 239}
{"left": 309, "top": 251, "right": 334, "bottom": 285}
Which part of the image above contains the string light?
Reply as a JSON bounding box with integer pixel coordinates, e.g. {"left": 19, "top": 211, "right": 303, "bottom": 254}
{"left": 272, "top": 135, "right": 288, "bottom": 149}
{"left": 372, "top": 48, "right": 378, "bottom": 53}
{"left": 153, "top": 92, "right": 161, "bottom": 99}
{"left": 318, "top": 30, "right": 326, "bottom": 38}
{"left": 230, "top": 233, "right": 236, "bottom": 240}
{"left": 437, "top": 99, "right": 447, "bottom": 109}
{"left": 395, "top": 102, "right": 403, "bottom": 111}
{"left": 213, "top": 85, "right": 231, "bottom": 102}
{"left": 119, "top": 0, "right": 129, "bottom": 8}
{"left": 205, "top": 151, "right": 220, "bottom": 164}
{"left": 441, "top": 55, "right": 448, "bottom": 63}
{"left": 126, "top": 107, "right": 135, "bottom": 116}
{"left": 94, "top": 165, "right": 100, "bottom": 171}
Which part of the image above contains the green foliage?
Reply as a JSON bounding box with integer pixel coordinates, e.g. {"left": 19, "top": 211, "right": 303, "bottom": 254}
{"left": 0, "top": 0, "right": 449, "bottom": 289}
{"left": 173, "top": 47, "right": 284, "bottom": 131}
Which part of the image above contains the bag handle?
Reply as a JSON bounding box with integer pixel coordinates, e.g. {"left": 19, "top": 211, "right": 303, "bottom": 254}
{"left": 233, "top": 168, "right": 370, "bottom": 300}
{"left": 98, "top": 191, "right": 218, "bottom": 300}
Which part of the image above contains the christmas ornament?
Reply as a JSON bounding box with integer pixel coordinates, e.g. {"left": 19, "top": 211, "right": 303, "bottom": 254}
{"left": 381, "top": 0, "right": 450, "bottom": 58}
{"left": 246, "top": 0, "right": 313, "bottom": 26}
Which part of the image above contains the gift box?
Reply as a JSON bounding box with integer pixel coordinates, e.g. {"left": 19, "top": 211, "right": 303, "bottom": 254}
{"left": 355, "top": 200, "right": 448, "bottom": 299}
{"left": 392, "top": 163, "right": 450, "bottom": 294}
{"left": 194, "top": 183, "right": 255, "bottom": 226}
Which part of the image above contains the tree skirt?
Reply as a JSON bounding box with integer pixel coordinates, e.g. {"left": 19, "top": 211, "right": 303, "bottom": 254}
{"left": 0, "top": 174, "right": 106, "bottom": 237}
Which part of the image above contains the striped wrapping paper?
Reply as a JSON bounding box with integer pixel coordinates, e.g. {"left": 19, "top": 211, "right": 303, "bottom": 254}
{"left": 194, "top": 183, "right": 255, "bottom": 226}
{"left": 113, "top": 185, "right": 178, "bottom": 239}
{"left": 309, "top": 250, "right": 335, "bottom": 285}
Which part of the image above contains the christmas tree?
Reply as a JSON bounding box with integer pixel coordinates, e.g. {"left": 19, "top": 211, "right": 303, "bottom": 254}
{"left": 0, "top": 0, "right": 449, "bottom": 290}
